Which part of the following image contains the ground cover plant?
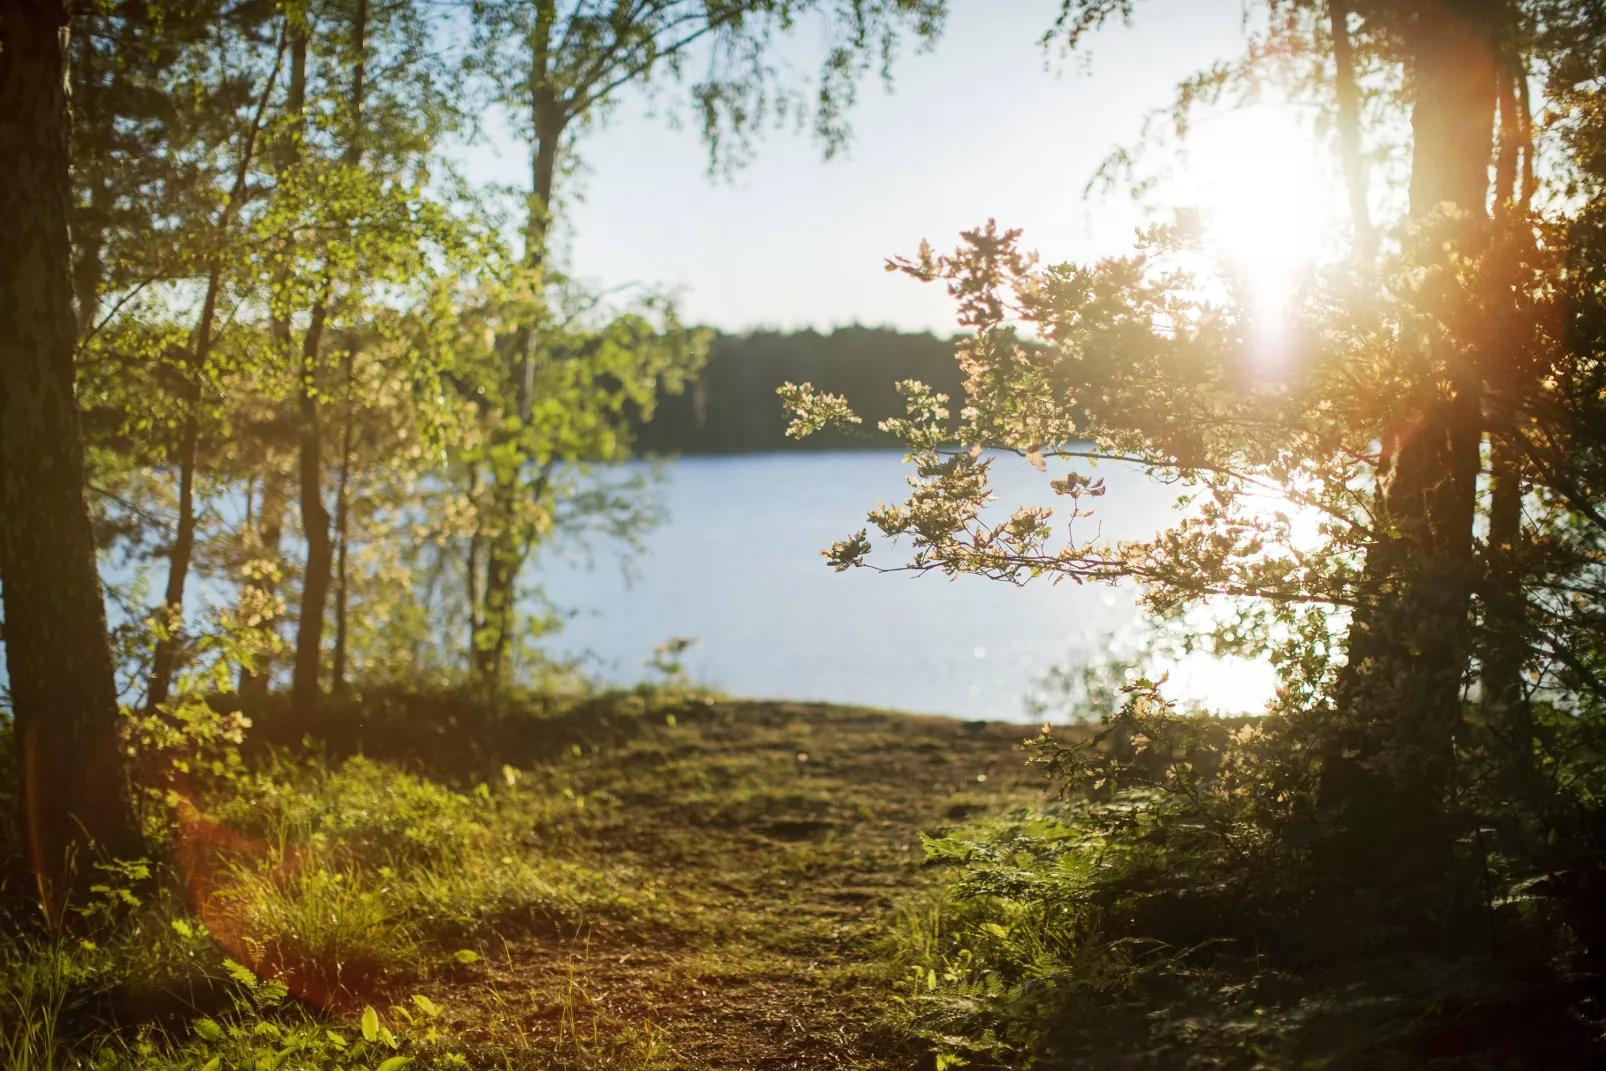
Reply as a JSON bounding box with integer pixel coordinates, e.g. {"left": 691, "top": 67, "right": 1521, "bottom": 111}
{"left": 0, "top": 690, "right": 1060, "bottom": 1070}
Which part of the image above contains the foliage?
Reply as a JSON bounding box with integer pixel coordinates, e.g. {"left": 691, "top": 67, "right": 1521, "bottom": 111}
{"left": 0, "top": 720, "right": 637, "bottom": 1069}
{"left": 883, "top": 678, "right": 1603, "bottom": 1067}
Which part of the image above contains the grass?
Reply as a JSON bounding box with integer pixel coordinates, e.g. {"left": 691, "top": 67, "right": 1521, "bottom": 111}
{"left": 0, "top": 690, "right": 1058, "bottom": 1070}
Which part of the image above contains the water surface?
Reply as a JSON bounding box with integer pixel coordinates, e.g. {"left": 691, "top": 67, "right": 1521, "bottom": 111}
{"left": 534, "top": 452, "right": 1272, "bottom": 720}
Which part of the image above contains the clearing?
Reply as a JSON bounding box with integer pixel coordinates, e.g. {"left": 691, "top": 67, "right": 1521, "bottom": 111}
{"left": 407, "top": 698, "right": 1054, "bottom": 1070}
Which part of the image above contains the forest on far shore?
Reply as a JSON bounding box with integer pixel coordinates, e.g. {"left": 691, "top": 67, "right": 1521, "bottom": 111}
{"left": 629, "top": 327, "right": 963, "bottom": 454}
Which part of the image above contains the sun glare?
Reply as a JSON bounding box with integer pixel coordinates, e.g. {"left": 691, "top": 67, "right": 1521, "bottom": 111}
{"left": 1182, "top": 106, "right": 1336, "bottom": 364}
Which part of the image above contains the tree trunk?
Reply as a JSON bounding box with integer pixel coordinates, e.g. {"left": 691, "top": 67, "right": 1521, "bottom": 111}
{"left": 68, "top": 15, "right": 110, "bottom": 339}
{"left": 1481, "top": 438, "right": 1525, "bottom": 725}
{"left": 1329, "top": 1, "right": 1374, "bottom": 258}
{"left": 1324, "top": 0, "right": 1500, "bottom": 932}
{"left": 466, "top": 461, "right": 482, "bottom": 668}
{"left": 146, "top": 263, "right": 221, "bottom": 710}
{"left": 280, "top": 23, "right": 329, "bottom": 713}
{"left": 1478, "top": 55, "right": 1532, "bottom": 757}
{"left": 331, "top": 352, "right": 356, "bottom": 695}
{"left": 474, "top": 6, "right": 562, "bottom": 686}
{"left": 289, "top": 0, "right": 373, "bottom": 707}
{"left": 1338, "top": 0, "right": 1497, "bottom": 745}
{"left": 329, "top": 0, "right": 367, "bottom": 699}
{"left": 0, "top": 0, "right": 142, "bottom": 916}
{"left": 291, "top": 302, "right": 333, "bottom": 712}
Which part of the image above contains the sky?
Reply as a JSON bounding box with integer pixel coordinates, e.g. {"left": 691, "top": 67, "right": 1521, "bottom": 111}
{"left": 454, "top": 0, "right": 1263, "bottom": 335}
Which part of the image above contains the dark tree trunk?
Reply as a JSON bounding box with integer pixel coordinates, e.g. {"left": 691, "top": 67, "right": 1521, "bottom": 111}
{"left": 146, "top": 263, "right": 221, "bottom": 711}
{"left": 1338, "top": 0, "right": 1498, "bottom": 748}
{"left": 329, "top": 0, "right": 366, "bottom": 699}
{"left": 331, "top": 353, "right": 356, "bottom": 695}
{"left": 1479, "top": 56, "right": 1532, "bottom": 757}
{"left": 66, "top": 4, "right": 110, "bottom": 339}
{"left": 466, "top": 462, "right": 482, "bottom": 669}
{"left": 291, "top": 303, "right": 333, "bottom": 711}
{"left": 279, "top": 25, "right": 332, "bottom": 714}
{"left": 1329, "top": 1, "right": 1374, "bottom": 258}
{"left": 1324, "top": 0, "right": 1501, "bottom": 933}
{"left": 0, "top": 0, "right": 142, "bottom": 915}
{"left": 1482, "top": 439, "right": 1525, "bottom": 724}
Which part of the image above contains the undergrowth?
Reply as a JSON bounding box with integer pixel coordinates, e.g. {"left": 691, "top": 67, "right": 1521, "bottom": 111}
{"left": 0, "top": 695, "right": 652, "bottom": 1071}
{"left": 879, "top": 679, "right": 1606, "bottom": 1069}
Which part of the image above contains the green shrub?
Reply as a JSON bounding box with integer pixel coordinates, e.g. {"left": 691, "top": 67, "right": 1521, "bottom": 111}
{"left": 213, "top": 859, "right": 421, "bottom": 1005}
{"left": 214, "top": 755, "right": 490, "bottom": 868}
{"left": 882, "top": 681, "right": 1605, "bottom": 1069}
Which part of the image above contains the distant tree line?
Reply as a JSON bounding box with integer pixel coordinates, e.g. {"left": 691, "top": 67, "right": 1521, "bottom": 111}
{"left": 631, "top": 327, "right": 965, "bottom": 454}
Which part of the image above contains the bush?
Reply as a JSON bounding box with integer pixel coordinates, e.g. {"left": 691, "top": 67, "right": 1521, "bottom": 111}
{"left": 882, "top": 681, "right": 1606, "bottom": 1069}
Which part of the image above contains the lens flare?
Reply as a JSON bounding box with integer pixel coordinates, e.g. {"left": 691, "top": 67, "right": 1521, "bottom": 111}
{"left": 1182, "top": 105, "right": 1335, "bottom": 365}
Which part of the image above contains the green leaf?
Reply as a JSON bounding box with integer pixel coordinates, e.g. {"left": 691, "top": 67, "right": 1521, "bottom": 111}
{"left": 223, "top": 959, "right": 258, "bottom": 987}
{"left": 378, "top": 1026, "right": 398, "bottom": 1050}
{"left": 361, "top": 1006, "right": 379, "bottom": 1043}
{"left": 199, "top": 1058, "right": 221, "bottom": 1071}
{"left": 981, "top": 922, "right": 1009, "bottom": 939}
{"left": 412, "top": 994, "right": 442, "bottom": 1019}
{"left": 193, "top": 1018, "right": 223, "bottom": 1042}
{"left": 376, "top": 1058, "right": 414, "bottom": 1071}
{"left": 451, "top": 949, "right": 480, "bottom": 965}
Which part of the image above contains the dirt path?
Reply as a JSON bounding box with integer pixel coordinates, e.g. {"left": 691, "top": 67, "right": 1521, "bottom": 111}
{"left": 434, "top": 701, "right": 1055, "bottom": 1070}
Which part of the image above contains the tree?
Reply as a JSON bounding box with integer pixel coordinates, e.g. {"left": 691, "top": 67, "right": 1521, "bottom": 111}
{"left": 264, "top": 0, "right": 473, "bottom": 710}
{"left": 0, "top": 0, "right": 142, "bottom": 915}
{"left": 144, "top": 17, "right": 286, "bottom": 711}
{"left": 781, "top": 3, "right": 1606, "bottom": 1061}
{"left": 461, "top": 0, "right": 946, "bottom": 684}
{"left": 786, "top": 0, "right": 1606, "bottom": 957}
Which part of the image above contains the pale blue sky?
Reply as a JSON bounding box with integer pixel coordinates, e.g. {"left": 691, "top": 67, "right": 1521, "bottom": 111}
{"left": 457, "top": 1, "right": 1255, "bottom": 334}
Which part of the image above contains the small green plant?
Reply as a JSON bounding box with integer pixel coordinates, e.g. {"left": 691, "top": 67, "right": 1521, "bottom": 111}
{"left": 646, "top": 636, "right": 698, "bottom": 688}
{"left": 216, "top": 860, "right": 421, "bottom": 1004}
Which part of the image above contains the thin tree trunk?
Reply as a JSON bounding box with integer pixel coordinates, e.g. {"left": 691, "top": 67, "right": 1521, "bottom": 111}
{"left": 331, "top": 350, "right": 355, "bottom": 695}
{"left": 277, "top": 21, "right": 324, "bottom": 711}
{"left": 0, "top": 0, "right": 142, "bottom": 916}
{"left": 291, "top": 298, "right": 333, "bottom": 710}
{"left": 146, "top": 265, "right": 219, "bottom": 710}
{"left": 292, "top": 0, "right": 370, "bottom": 706}
{"left": 476, "top": 5, "right": 562, "bottom": 684}
{"left": 1480, "top": 56, "right": 1531, "bottom": 751}
{"left": 1329, "top": 1, "right": 1374, "bottom": 258}
{"left": 68, "top": 17, "right": 111, "bottom": 339}
{"left": 466, "top": 461, "right": 482, "bottom": 668}
{"left": 1482, "top": 439, "right": 1525, "bottom": 723}
{"left": 328, "top": 0, "right": 368, "bottom": 697}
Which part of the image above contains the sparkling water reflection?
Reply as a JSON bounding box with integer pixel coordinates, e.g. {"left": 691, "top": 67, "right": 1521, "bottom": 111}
{"left": 532, "top": 452, "right": 1278, "bottom": 721}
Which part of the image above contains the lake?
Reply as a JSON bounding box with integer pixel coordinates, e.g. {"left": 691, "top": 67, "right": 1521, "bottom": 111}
{"left": 532, "top": 451, "right": 1277, "bottom": 721}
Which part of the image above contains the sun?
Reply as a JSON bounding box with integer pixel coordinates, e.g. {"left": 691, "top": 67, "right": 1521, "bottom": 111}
{"left": 1180, "top": 105, "right": 1337, "bottom": 358}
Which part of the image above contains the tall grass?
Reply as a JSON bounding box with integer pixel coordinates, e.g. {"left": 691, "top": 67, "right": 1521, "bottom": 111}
{"left": 0, "top": 748, "right": 638, "bottom": 1070}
